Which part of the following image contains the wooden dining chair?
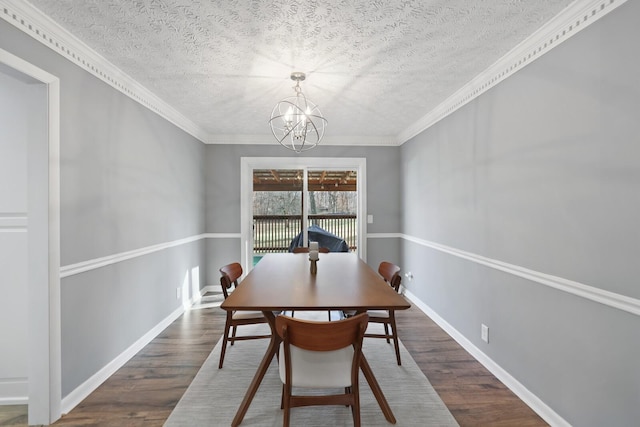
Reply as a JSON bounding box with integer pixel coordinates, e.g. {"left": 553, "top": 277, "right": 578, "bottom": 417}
{"left": 365, "top": 261, "right": 403, "bottom": 365}
{"left": 218, "top": 262, "right": 270, "bottom": 369}
{"left": 276, "top": 313, "right": 369, "bottom": 427}
{"left": 344, "top": 261, "right": 403, "bottom": 365}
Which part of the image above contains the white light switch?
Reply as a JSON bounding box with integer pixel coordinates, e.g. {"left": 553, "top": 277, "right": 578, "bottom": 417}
{"left": 481, "top": 324, "right": 489, "bottom": 343}
{"left": 367, "top": 214, "right": 373, "bottom": 224}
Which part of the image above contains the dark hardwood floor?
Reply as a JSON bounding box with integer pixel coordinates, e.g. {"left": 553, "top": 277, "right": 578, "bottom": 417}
{"left": 45, "top": 293, "right": 546, "bottom": 426}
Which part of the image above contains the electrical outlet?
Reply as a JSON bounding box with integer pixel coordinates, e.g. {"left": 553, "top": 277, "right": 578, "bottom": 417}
{"left": 404, "top": 272, "right": 414, "bottom": 281}
{"left": 481, "top": 324, "right": 489, "bottom": 343}
{"left": 176, "top": 287, "right": 181, "bottom": 300}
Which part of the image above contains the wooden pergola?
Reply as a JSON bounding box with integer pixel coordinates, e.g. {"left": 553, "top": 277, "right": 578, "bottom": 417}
{"left": 253, "top": 169, "right": 356, "bottom": 192}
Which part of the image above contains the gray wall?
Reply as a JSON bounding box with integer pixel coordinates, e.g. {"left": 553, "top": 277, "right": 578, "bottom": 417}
{"left": 1, "top": 21, "right": 207, "bottom": 397}
{"left": 400, "top": 2, "right": 640, "bottom": 426}
{"left": 205, "top": 144, "right": 402, "bottom": 284}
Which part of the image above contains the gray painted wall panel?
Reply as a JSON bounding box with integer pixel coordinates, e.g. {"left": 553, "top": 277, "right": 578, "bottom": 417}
{"left": 400, "top": 2, "right": 640, "bottom": 425}
{"left": 366, "top": 237, "right": 402, "bottom": 277}
{"left": 59, "top": 73, "right": 206, "bottom": 264}
{"left": 205, "top": 237, "right": 242, "bottom": 287}
{"left": 61, "top": 240, "right": 206, "bottom": 395}
{"left": 403, "top": 239, "right": 640, "bottom": 426}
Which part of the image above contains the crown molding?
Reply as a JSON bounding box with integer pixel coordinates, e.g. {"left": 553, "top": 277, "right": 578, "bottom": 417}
{"left": 0, "top": 0, "right": 209, "bottom": 143}
{"left": 207, "top": 134, "right": 399, "bottom": 147}
{"left": 397, "top": 0, "right": 628, "bottom": 145}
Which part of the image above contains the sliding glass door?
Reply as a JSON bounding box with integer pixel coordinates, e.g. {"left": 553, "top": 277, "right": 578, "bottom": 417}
{"left": 252, "top": 169, "right": 303, "bottom": 264}
{"left": 251, "top": 168, "right": 358, "bottom": 265}
{"left": 306, "top": 169, "right": 358, "bottom": 252}
{"left": 241, "top": 158, "right": 366, "bottom": 270}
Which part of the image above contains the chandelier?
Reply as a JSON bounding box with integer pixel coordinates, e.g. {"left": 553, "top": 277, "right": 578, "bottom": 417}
{"left": 269, "top": 72, "right": 327, "bottom": 153}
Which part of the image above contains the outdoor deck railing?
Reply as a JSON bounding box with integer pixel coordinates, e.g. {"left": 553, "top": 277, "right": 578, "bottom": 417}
{"left": 253, "top": 214, "right": 357, "bottom": 253}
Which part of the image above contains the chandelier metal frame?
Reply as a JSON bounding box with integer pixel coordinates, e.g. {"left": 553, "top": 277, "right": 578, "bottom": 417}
{"left": 269, "top": 72, "right": 327, "bottom": 153}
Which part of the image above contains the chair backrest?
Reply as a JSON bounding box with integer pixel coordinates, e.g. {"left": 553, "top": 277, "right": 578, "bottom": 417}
{"left": 378, "top": 261, "right": 402, "bottom": 293}
{"left": 276, "top": 313, "right": 369, "bottom": 352}
{"left": 292, "top": 246, "right": 330, "bottom": 254}
{"left": 219, "top": 262, "right": 243, "bottom": 299}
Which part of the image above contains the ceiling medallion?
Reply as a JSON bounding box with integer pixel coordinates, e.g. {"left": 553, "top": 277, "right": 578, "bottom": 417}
{"left": 269, "top": 72, "right": 327, "bottom": 153}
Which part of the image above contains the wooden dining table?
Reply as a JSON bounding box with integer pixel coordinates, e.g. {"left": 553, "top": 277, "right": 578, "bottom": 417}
{"left": 220, "top": 252, "right": 411, "bottom": 426}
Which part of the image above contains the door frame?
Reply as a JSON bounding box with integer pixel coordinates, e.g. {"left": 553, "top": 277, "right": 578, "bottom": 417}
{"left": 240, "top": 157, "right": 367, "bottom": 271}
{"left": 0, "top": 48, "right": 61, "bottom": 424}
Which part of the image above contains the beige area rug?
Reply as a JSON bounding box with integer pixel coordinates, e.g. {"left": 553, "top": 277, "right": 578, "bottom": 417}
{"left": 165, "top": 317, "right": 459, "bottom": 427}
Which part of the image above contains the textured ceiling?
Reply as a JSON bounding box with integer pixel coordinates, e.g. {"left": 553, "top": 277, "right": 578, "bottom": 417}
{"left": 26, "top": 0, "right": 575, "bottom": 143}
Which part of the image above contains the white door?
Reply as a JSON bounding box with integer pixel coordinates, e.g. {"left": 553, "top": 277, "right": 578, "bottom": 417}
{"left": 0, "top": 67, "right": 30, "bottom": 406}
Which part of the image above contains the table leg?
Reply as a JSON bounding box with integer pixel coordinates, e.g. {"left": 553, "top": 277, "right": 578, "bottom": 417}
{"left": 360, "top": 353, "right": 397, "bottom": 424}
{"left": 231, "top": 311, "right": 279, "bottom": 427}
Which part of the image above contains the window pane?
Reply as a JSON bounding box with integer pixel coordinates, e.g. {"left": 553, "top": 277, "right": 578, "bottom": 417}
{"left": 308, "top": 170, "right": 357, "bottom": 252}
{"left": 253, "top": 191, "right": 301, "bottom": 215}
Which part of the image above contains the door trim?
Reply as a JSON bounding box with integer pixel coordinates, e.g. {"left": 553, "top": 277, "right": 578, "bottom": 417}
{"left": 0, "top": 48, "right": 61, "bottom": 424}
{"left": 241, "top": 157, "right": 367, "bottom": 271}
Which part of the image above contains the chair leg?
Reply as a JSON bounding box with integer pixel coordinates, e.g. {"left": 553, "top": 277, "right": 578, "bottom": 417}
{"left": 383, "top": 322, "right": 390, "bottom": 343}
{"left": 283, "top": 383, "right": 291, "bottom": 427}
{"left": 352, "top": 383, "right": 361, "bottom": 427}
{"left": 280, "top": 384, "right": 285, "bottom": 409}
{"left": 218, "top": 313, "right": 232, "bottom": 369}
{"left": 389, "top": 311, "right": 401, "bottom": 366}
{"left": 231, "top": 324, "right": 237, "bottom": 346}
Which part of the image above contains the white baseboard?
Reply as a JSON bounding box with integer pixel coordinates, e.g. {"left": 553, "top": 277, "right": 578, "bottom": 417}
{"left": 404, "top": 290, "right": 570, "bottom": 427}
{"left": 200, "top": 285, "right": 218, "bottom": 295}
{"left": 60, "top": 304, "right": 186, "bottom": 415}
{"left": 0, "top": 397, "right": 27, "bottom": 405}
{"left": 0, "top": 378, "right": 28, "bottom": 405}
